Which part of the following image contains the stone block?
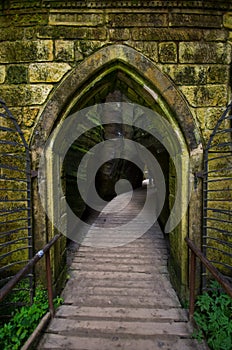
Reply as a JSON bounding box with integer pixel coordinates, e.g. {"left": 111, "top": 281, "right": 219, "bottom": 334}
{"left": 128, "top": 41, "right": 158, "bottom": 62}
{"left": 109, "top": 28, "right": 131, "bottom": 41}
{"left": 158, "top": 42, "right": 177, "bottom": 63}
{"left": 108, "top": 13, "right": 167, "bottom": 27}
{"left": 75, "top": 40, "right": 105, "bottom": 58}
{"left": 0, "top": 65, "right": 6, "bottom": 83}
{"left": 0, "top": 84, "right": 53, "bottom": 106}
{"left": 223, "top": 12, "right": 232, "bottom": 29}
{"left": 55, "top": 40, "right": 74, "bottom": 61}
{"left": 203, "top": 29, "right": 228, "bottom": 42}
{"left": 179, "top": 42, "right": 231, "bottom": 64}
{"left": 196, "top": 107, "right": 225, "bottom": 131}
{"left": 132, "top": 28, "right": 202, "bottom": 41}
{"left": 49, "top": 11, "right": 104, "bottom": 26}
{"left": 180, "top": 85, "right": 228, "bottom": 107}
{"left": 0, "top": 40, "right": 53, "bottom": 63}
{"left": 2, "top": 13, "right": 48, "bottom": 27}
{"left": 0, "top": 27, "right": 21, "bottom": 41}
{"left": 207, "top": 65, "right": 230, "bottom": 84}
{"left": 162, "top": 65, "right": 229, "bottom": 86}
{"left": 169, "top": 13, "right": 222, "bottom": 28}
{"left": 22, "top": 107, "right": 40, "bottom": 127}
{"left": 29, "top": 62, "right": 71, "bottom": 82}
{"left": 6, "top": 65, "right": 28, "bottom": 84}
{"left": 38, "top": 27, "right": 107, "bottom": 40}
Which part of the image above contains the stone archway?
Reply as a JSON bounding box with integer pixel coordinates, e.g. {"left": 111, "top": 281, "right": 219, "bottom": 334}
{"left": 31, "top": 44, "right": 203, "bottom": 299}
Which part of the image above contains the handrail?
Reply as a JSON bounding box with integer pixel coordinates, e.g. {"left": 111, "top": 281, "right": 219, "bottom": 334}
{"left": 0, "top": 233, "right": 62, "bottom": 317}
{"left": 185, "top": 237, "right": 232, "bottom": 319}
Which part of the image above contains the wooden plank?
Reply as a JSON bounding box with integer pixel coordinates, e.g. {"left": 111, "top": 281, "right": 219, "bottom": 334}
{"left": 61, "top": 286, "right": 173, "bottom": 298}
{"left": 70, "top": 263, "right": 168, "bottom": 273}
{"left": 47, "top": 318, "right": 193, "bottom": 337}
{"left": 38, "top": 334, "right": 207, "bottom": 350}
{"left": 38, "top": 188, "right": 207, "bottom": 350}
{"left": 55, "top": 305, "right": 188, "bottom": 321}
{"left": 73, "top": 254, "right": 167, "bottom": 266}
{"left": 60, "top": 294, "right": 181, "bottom": 308}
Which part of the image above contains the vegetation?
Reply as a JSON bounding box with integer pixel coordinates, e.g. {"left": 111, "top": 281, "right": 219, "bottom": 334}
{"left": 193, "top": 281, "right": 232, "bottom": 350}
{"left": 0, "top": 285, "right": 63, "bottom": 350}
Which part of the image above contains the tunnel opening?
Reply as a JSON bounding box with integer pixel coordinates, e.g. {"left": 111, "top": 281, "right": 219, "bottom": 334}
{"left": 32, "top": 45, "right": 203, "bottom": 300}
{"left": 62, "top": 73, "right": 171, "bottom": 240}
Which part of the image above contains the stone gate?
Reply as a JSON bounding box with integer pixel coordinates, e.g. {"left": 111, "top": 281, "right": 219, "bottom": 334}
{"left": 0, "top": 0, "right": 232, "bottom": 300}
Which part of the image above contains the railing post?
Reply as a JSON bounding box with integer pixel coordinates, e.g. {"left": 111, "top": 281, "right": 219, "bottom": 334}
{"left": 45, "top": 251, "right": 55, "bottom": 318}
{"left": 189, "top": 249, "right": 196, "bottom": 320}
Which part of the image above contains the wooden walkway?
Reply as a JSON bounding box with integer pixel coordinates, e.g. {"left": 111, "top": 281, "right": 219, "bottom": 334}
{"left": 38, "top": 188, "right": 208, "bottom": 350}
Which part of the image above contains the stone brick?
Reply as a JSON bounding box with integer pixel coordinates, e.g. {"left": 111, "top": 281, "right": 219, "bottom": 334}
{"left": 0, "top": 28, "right": 24, "bottom": 41}
{"left": 196, "top": 107, "right": 225, "bottom": 131}
{"left": 179, "top": 42, "right": 231, "bottom": 64}
{"left": 29, "top": 62, "right": 71, "bottom": 82}
{"left": 0, "top": 27, "right": 37, "bottom": 42}
{"left": 109, "top": 13, "right": 167, "bottom": 27}
{"left": 132, "top": 28, "right": 202, "bottom": 41}
{"left": 6, "top": 65, "right": 28, "bottom": 84}
{"left": 180, "top": 85, "right": 228, "bottom": 107}
{"left": 169, "top": 13, "right": 222, "bottom": 28}
{"left": 0, "top": 84, "right": 53, "bottom": 106}
{"left": 158, "top": 42, "right": 177, "bottom": 63}
{"left": 75, "top": 40, "right": 105, "bottom": 58}
{"left": 162, "top": 65, "right": 229, "bottom": 85}
{"left": 38, "top": 26, "right": 107, "bottom": 40}
{"left": 0, "top": 40, "right": 53, "bottom": 63}
{"left": 203, "top": 29, "right": 228, "bottom": 42}
{"left": 1, "top": 13, "right": 48, "bottom": 27}
{"left": 223, "top": 12, "right": 232, "bottom": 29}
{"left": 55, "top": 40, "right": 74, "bottom": 61}
{"left": 0, "top": 65, "right": 6, "bottom": 83}
{"left": 207, "top": 65, "right": 230, "bottom": 84}
{"left": 127, "top": 41, "right": 158, "bottom": 62}
{"left": 49, "top": 11, "right": 104, "bottom": 26}
{"left": 22, "top": 107, "right": 40, "bottom": 127}
{"left": 109, "top": 28, "right": 130, "bottom": 41}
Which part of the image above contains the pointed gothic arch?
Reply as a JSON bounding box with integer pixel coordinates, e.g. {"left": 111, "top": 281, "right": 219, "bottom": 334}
{"left": 31, "top": 44, "right": 203, "bottom": 299}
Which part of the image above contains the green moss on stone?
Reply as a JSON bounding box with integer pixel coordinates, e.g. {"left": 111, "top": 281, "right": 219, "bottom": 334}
{"left": 6, "top": 65, "right": 28, "bottom": 84}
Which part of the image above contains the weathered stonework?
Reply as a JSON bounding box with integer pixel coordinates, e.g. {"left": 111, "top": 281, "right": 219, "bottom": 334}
{"left": 54, "top": 40, "right": 75, "bottom": 61}
{"left": 0, "top": 84, "right": 53, "bottom": 106}
{"left": 180, "top": 85, "right": 228, "bottom": 108}
{"left": 0, "top": 66, "right": 6, "bottom": 83}
{"left": 0, "top": 0, "right": 232, "bottom": 300}
{"left": 158, "top": 42, "right": 177, "bottom": 63}
{"left": 179, "top": 42, "right": 231, "bottom": 64}
{"left": 29, "top": 62, "right": 71, "bottom": 82}
{"left": 223, "top": 12, "right": 232, "bottom": 29}
{"left": 0, "top": 40, "right": 54, "bottom": 63}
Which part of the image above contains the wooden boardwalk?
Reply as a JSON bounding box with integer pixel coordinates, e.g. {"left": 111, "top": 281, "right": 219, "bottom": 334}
{"left": 38, "top": 188, "right": 208, "bottom": 350}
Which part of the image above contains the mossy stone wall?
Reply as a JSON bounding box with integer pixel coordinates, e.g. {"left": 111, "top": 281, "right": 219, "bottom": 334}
{"left": 1, "top": 0, "right": 232, "bottom": 297}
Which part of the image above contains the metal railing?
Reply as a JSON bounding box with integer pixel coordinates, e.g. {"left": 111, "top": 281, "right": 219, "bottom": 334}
{"left": 0, "top": 99, "right": 33, "bottom": 312}
{"left": 185, "top": 237, "right": 232, "bottom": 319}
{"left": 202, "top": 102, "right": 232, "bottom": 288}
{"left": 0, "top": 233, "right": 62, "bottom": 318}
